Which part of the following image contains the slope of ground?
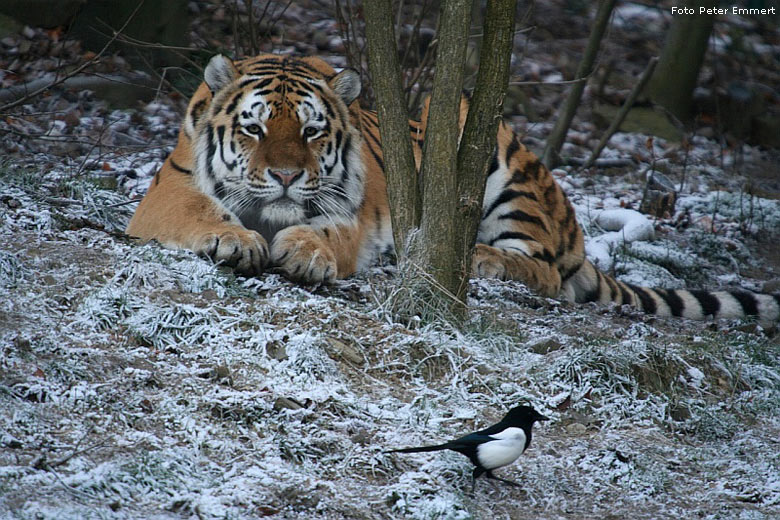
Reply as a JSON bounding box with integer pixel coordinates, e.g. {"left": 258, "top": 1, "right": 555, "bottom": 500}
{"left": 1, "top": 2, "right": 779, "bottom": 518}
{"left": 1, "top": 158, "right": 779, "bottom": 519}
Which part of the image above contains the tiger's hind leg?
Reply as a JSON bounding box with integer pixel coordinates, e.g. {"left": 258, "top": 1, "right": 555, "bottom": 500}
{"left": 472, "top": 243, "right": 562, "bottom": 298}
{"left": 472, "top": 119, "right": 583, "bottom": 300}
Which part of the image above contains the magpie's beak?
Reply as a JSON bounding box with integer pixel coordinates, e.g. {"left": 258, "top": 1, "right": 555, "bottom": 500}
{"left": 537, "top": 414, "right": 550, "bottom": 422}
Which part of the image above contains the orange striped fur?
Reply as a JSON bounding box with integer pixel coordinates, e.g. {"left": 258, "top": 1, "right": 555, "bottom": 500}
{"left": 126, "top": 54, "right": 779, "bottom": 323}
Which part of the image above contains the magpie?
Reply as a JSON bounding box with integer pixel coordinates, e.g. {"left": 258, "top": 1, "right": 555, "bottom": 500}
{"left": 386, "top": 405, "right": 549, "bottom": 490}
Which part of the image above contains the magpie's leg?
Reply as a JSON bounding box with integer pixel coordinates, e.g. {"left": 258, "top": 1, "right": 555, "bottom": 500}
{"left": 486, "top": 470, "right": 520, "bottom": 488}
{"left": 471, "top": 467, "right": 486, "bottom": 492}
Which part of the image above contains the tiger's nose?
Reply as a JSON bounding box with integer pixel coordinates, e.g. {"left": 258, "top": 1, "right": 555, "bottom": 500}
{"left": 268, "top": 170, "right": 304, "bottom": 186}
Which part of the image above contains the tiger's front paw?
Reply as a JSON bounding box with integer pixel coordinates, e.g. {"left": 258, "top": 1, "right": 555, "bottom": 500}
{"left": 270, "top": 226, "right": 337, "bottom": 283}
{"left": 192, "top": 227, "right": 269, "bottom": 276}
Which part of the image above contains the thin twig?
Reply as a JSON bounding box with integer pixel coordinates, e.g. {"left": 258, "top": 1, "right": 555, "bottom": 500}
{"left": 566, "top": 157, "right": 635, "bottom": 168}
{"left": 268, "top": 0, "right": 294, "bottom": 34}
{"left": 74, "top": 117, "right": 123, "bottom": 177}
{"left": 48, "top": 442, "right": 106, "bottom": 469}
{"left": 102, "top": 198, "right": 141, "bottom": 208}
{"left": 233, "top": 0, "right": 242, "bottom": 57}
{"left": 509, "top": 69, "right": 597, "bottom": 87}
{"left": 90, "top": 22, "right": 205, "bottom": 75}
{"left": 0, "top": 73, "right": 158, "bottom": 108}
{"left": 678, "top": 133, "right": 692, "bottom": 194}
{"left": 246, "top": 0, "right": 258, "bottom": 55}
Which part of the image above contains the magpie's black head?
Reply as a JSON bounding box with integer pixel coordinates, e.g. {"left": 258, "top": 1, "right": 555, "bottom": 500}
{"left": 501, "top": 405, "right": 549, "bottom": 426}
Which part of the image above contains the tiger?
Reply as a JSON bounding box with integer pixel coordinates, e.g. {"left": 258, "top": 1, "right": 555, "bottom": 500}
{"left": 126, "top": 53, "right": 780, "bottom": 324}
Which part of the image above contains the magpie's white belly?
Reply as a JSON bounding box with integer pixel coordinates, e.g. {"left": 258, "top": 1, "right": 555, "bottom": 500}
{"left": 476, "top": 427, "right": 527, "bottom": 470}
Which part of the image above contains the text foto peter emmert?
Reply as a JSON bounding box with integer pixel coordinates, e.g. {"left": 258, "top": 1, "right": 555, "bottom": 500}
{"left": 672, "top": 6, "right": 776, "bottom": 15}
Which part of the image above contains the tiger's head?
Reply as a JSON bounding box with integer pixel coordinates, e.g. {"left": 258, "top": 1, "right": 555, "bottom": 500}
{"left": 192, "top": 54, "right": 364, "bottom": 237}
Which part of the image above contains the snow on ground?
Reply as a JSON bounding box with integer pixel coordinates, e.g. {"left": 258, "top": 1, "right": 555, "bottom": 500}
{"left": 1, "top": 126, "right": 779, "bottom": 519}
{"left": 1, "top": 7, "right": 780, "bottom": 516}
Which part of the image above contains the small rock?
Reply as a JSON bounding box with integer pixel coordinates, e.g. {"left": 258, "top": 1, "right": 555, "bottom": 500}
{"left": 13, "top": 336, "right": 31, "bottom": 350}
{"left": 17, "top": 39, "right": 30, "bottom": 55}
{"left": 527, "top": 336, "right": 563, "bottom": 354}
{"left": 62, "top": 109, "right": 81, "bottom": 127}
{"left": 762, "top": 278, "right": 780, "bottom": 294}
{"left": 214, "top": 364, "right": 232, "bottom": 384}
{"left": 265, "top": 340, "right": 288, "bottom": 361}
{"left": 614, "top": 449, "right": 631, "bottom": 463}
{"left": 328, "top": 37, "right": 345, "bottom": 53}
{"left": 2, "top": 435, "right": 22, "bottom": 449}
{"left": 2, "top": 196, "right": 21, "bottom": 209}
{"left": 566, "top": 423, "right": 587, "bottom": 435}
{"left": 735, "top": 323, "right": 759, "bottom": 334}
{"left": 31, "top": 453, "right": 47, "bottom": 470}
{"left": 200, "top": 289, "right": 218, "bottom": 301}
{"left": 670, "top": 403, "right": 691, "bottom": 421}
{"left": 698, "top": 126, "right": 715, "bottom": 138}
{"left": 564, "top": 410, "right": 596, "bottom": 426}
{"left": 475, "top": 364, "right": 493, "bottom": 375}
{"left": 197, "top": 364, "right": 233, "bottom": 385}
{"left": 350, "top": 429, "right": 372, "bottom": 446}
{"left": 325, "top": 337, "right": 364, "bottom": 365}
{"left": 274, "top": 397, "right": 303, "bottom": 411}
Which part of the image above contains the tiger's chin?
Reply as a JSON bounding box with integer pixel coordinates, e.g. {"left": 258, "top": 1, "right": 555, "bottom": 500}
{"left": 263, "top": 200, "right": 306, "bottom": 225}
{"left": 236, "top": 199, "right": 307, "bottom": 242}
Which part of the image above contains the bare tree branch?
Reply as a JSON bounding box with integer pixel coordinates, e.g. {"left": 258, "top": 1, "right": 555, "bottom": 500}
{"left": 363, "top": 0, "right": 421, "bottom": 255}
{"left": 541, "top": 0, "right": 617, "bottom": 168}
{"left": 453, "top": 0, "right": 518, "bottom": 304}
{"left": 584, "top": 56, "right": 658, "bottom": 169}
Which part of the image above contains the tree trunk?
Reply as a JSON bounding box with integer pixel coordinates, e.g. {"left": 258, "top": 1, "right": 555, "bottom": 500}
{"left": 453, "top": 0, "right": 518, "bottom": 304}
{"left": 644, "top": 0, "right": 716, "bottom": 122}
{"left": 365, "top": 0, "right": 517, "bottom": 320}
{"left": 541, "top": 0, "right": 617, "bottom": 168}
{"left": 364, "top": 0, "right": 421, "bottom": 257}
{"left": 415, "top": 0, "right": 472, "bottom": 307}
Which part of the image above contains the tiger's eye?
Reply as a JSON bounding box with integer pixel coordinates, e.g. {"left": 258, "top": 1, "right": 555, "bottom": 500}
{"left": 245, "top": 124, "right": 262, "bottom": 135}
{"left": 303, "top": 126, "right": 318, "bottom": 138}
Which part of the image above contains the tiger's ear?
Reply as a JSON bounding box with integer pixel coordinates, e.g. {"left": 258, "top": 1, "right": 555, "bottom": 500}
{"left": 330, "top": 68, "right": 361, "bottom": 106}
{"left": 204, "top": 55, "right": 239, "bottom": 93}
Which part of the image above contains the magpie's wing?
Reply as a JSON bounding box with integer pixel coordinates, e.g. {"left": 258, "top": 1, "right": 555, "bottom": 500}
{"left": 386, "top": 432, "right": 491, "bottom": 454}
{"left": 473, "top": 421, "right": 509, "bottom": 437}
{"left": 436, "top": 432, "right": 495, "bottom": 466}
{"left": 444, "top": 433, "right": 495, "bottom": 452}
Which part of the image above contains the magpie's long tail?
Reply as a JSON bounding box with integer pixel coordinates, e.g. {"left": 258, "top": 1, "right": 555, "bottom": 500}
{"left": 385, "top": 443, "right": 451, "bottom": 454}
{"left": 564, "top": 260, "right": 780, "bottom": 324}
